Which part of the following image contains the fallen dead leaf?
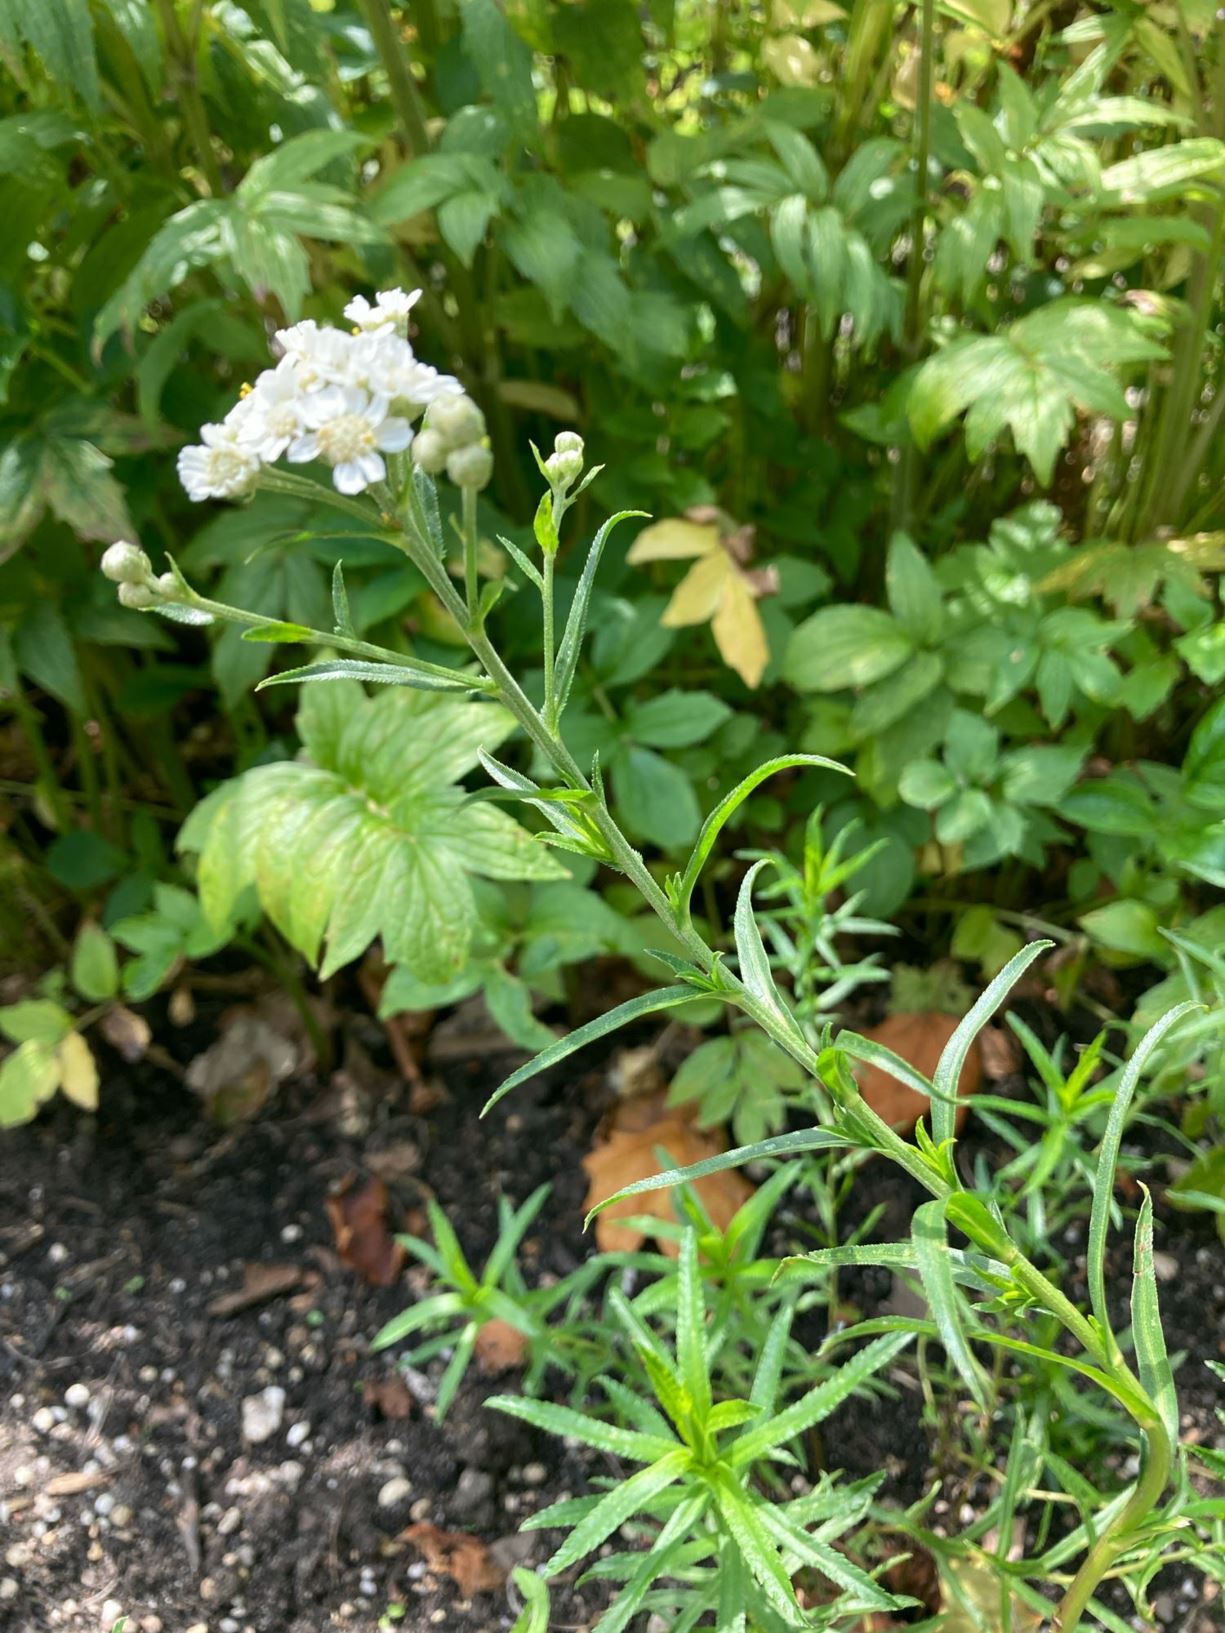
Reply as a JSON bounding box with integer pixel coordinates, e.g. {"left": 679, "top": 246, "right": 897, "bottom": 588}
{"left": 185, "top": 1012, "right": 298, "bottom": 1125}
{"left": 44, "top": 1469, "right": 112, "bottom": 1498}
{"left": 854, "top": 1012, "right": 981, "bottom": 1134}
{"left": 206, "top": 1261, "right": 303, "bottom": 1318}
{"left": 362, "top": 1372, "right": 417, "bottom": 1420}
{"left": 583, "top": 1094, "right": 752, "bottom": 1255}
{"left": 325, "top": 1173, "right": 405, "bottom": 1287}
{"left": 401, "top": 1522, "right": 507, "bottom": 1596}
{"left": 979, "top": 1021, "right": 1020, "bottom": 1082}
{"left": 474, "top": 1318, "right": 529, "bottom": 1374}
{"left": 99, "top": 1004, "right": 151, "bottom": 1063}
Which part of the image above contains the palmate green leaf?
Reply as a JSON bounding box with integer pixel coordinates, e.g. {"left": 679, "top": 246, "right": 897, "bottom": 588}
{"left": 178, "top": 684, "right": 562, "bottom": 984}
{"left": 908, "top": 299, "right": 1167, "bottom": 485}
{"left": 1087, "top": 1002, "right": 1198, "bottom": 1350}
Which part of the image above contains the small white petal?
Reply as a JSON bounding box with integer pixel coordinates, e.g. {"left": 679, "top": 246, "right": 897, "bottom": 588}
{"left": 333, "top": 460, "right": 369, "bottom": 495}
{"left": 376, "top": 417, "right": 412, "bottom": 453}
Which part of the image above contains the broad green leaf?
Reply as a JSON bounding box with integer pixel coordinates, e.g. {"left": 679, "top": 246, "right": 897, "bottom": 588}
{"left": 612, "top": 744, "right": 701, "bottom": 849}
{"left": 180, "top": 688, "right": 559, "bottom": 983}
{"left": 0, "top": 999, "right": 75, "bottom": 1046}
{"left": 71, "top": 924, "right": 119, "bottom": 1002}
{"left": 1080, "top": 899, "right": 1166, "bottom": 960}
{"left": 483, "top": 986, "right": 702, "bottom": 1114}
{"left": 908, "top": 300, "right": 1167, "bottom": 485}
{"left": 1185, "top": 696, "right": 1225, "bottom": 811}
{"left": 2, "top": 0, "right": 100, "bottom": 111}
{"left": 1131, "top": 1186, "right": 1179, "bottom": 1443}
{"left": 784, "top": 605, "right": 914, "bottom": 692}
{"left": 626, "top": 689, "right": 731, "bottom": 749}
{"left": 461, "top": 0, "right": 537, "bottom": 143}
{"left": 885, "top": 534, "right": 943, "bottom": 643}
{"left": 1100, "top": 137, "right": 1225, "bottom": 204}
{"left": 1087, "top": 1002, "right": 1198, "bottom": 1351}
{"left": 0, "top": 1039, "right": 61, "bottom": 1127}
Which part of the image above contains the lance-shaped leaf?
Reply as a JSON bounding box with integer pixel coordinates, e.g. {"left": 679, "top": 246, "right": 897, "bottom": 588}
{"left": 1131, "top": 1185, "right": 1179, "bottom": 1444}
{"left": 733, "top": 860, "right": 809, "bottom": 1052}
{"left": 482, "top": 985, "right": 703, "bottom": 1115}
{"left": 178, "top": 681, "right": 563, "bottom": 983}
{"left": 553, "top": 510, "right": 648, "bottom": 721}
{"left": 671, "top": 754, "right": 848, "bottom": 924}
{"left": 1087, "top": 1001, "right": 1198, "bottom": 1350}
{"left": 478, "top": 750, "right": 614, "bottom": 863}
{"left": 912, "top": 1199, "right": 989, "bottom": 1409}
{"left": 256, "top": 656, "right": 489, "bottom": 693}
{"left": 930, "top": 940, "right": 1052, "bottom": 1145}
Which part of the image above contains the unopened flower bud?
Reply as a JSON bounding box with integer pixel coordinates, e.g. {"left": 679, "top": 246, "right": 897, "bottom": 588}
{"left": 101, "top": 541, "right": 152, "bottom": 585}
{"left": 118, "top": 582, "right": 158, "bottom": 609}
{"left": 446, "top": 444, "right": 494, "bottom": 491}
{"left": 427, "top": 393, "right": 486, "bottom": 450}
{"left": 545, "top": 449, "right": 582, "bottom": 488}
{"left": 412, "top": 428, "right": 449, "bottom": 475}
{"left": 155, "top": 572, "right": 179, "bottom": 599}
{"left": 554, "top": 431, "right": 584, "bottom": 457}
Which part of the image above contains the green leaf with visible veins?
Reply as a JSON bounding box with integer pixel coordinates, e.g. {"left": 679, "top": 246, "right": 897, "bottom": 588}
{"left": 178, "top": 682, "right": 563, "bottom": 982}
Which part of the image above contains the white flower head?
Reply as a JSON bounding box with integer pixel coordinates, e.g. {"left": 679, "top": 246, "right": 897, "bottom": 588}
{"left": 286, "top": 384, "right": 412, "bottom": 495}
{"left": 178, "top": 423, "right": 261, "bottom": 503}
{"left": 272, "top": 320, "right": 354, "bottom": 392}
{"left": 236, "top": 356, "right": 308, "bottom": 462}
{"left": 344, "top": 286, "right": 422, "bottom": 334}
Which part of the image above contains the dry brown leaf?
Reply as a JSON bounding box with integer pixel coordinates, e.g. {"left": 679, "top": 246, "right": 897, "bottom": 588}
{"left": 207, "top": 1261, "right": 303, "bottom": 1318}
{"left": 401, "top": 1522, "right": 507, "bottom": 1597}
{"left": 44, "top": 1470, "right": 112, "bottom": 1497}
{"left": 474, "top": 1318, "right": 529, "bottom": 1375}
{"left": 979, "top": 1021, "right": 1021, "bottom": 1082}
{"left": 325, "top": 1174, "right": 405, "bottom": 1287}
{"left": 99, "top": 1004, "right": 151, "bottom": 1063}
{"left": 362, "top": 1372, "right": 417, "bottom": 1420}
{"left": 855, "top": 1012, "right": 981, "bottom": 1133}
{"left": 583, "top": 1098, "right": 752, "bottom": 1255}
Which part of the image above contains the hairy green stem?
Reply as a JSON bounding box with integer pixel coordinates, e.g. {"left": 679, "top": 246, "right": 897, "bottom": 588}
{"left": 155, "top": 0, "right": 224, "bottom": 196}
{"left": 891, "top": 0, "right": 935, "bottom": 536}
{"left": 356, "top": 0, "right": 431, "bottom": 156}
{"left": 541, "top": 551, "right": 556, "bottom": 729}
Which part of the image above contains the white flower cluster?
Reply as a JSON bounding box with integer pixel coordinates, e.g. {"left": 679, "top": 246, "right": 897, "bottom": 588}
{"left": 177, "top": 287, "right": 473, "bottom": 502}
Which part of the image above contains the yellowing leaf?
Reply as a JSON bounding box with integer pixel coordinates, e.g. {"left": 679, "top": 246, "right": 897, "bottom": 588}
{"left": 762, "top": 33, "right": 822, "bottom": 87}
{"left": 662, "top": 550, "right": 733, "bottom": 627}
{"left": 773, "top": 0, "right": 845, "bottom": 23}
{"left": 712, "top": 568, "right": 770, "bottom": 688}
{"left": 55, "top": 1032, "right": 99, "bottom": 1111}
{"left": 628, "top": 518, "right": 720, "bottom": 564}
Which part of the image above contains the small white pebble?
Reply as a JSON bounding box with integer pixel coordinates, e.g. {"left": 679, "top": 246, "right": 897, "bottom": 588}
{"left": 280, "top": 1224, "right": 303, "bottom": 1243}
{"left": 47, "top": 1243, "right": 69, "bottom": 1266}
{"left": 31, "top": 1408, "right": 55, "bottom": 1435}
{"left": 217, "top": 1506, "right": 242, "bottom": 1537}
{"left": 100, "top": 1601, "right": 123, "bottom": 1629}
{"left": 94, "top": 1493, "right": 115, "bottom": 1518}
{"left": 0, "top": 1580, "right": 17, "bottom": 1602}
{"left": 285, "top": 1421, "right": 310, "bottom": 1449}
{"left": 65, "top": 1383, "right": 91, "bottom": 1410}
{"left": 378, "top": 1475, "right": 412, "bottom": 1509}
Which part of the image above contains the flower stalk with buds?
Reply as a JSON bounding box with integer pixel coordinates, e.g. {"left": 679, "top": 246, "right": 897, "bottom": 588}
{"left": 98, "top": 292, "right": 1194, "bottom": 1633}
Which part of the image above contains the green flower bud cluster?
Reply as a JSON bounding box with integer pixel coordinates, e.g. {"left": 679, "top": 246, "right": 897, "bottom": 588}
{"left": 412, "top": 393, "right": 493, "bottom": 491}
{"left": 100, "top": 541, "right": 178, "bottom": 610}
{"left": 544, "top": 429, "right": 585, "bottom": 492}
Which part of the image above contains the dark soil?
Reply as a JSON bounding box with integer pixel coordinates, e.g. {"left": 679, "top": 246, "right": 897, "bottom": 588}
{"left": 1, "top": 991, "right": 1222, "bottom": 1633}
